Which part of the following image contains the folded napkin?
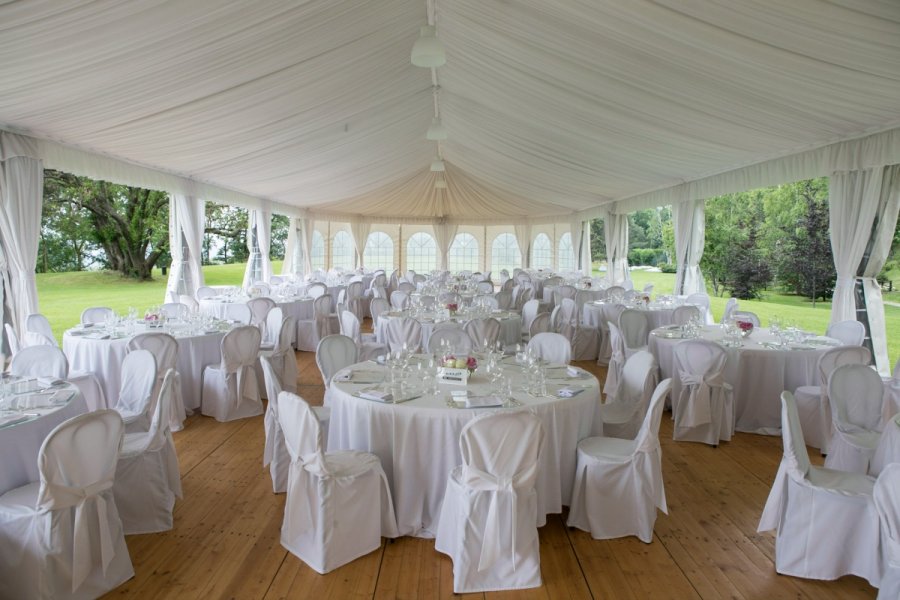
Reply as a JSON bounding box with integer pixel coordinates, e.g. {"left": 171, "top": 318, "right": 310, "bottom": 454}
{"left": 359, "top": 390, "right": 393, "bottom": 402}
{"left": 566, "top": 366, "right": 582, "bottom": 378}
{"left": 36, "top": 376, "right": 64, "bottom": 387}
{"left": 556, "top": 387, "right": 584, "bottom": 398}
{"left": 466, "top": 395, "right": 503, "bottom": 408}
{"left": 333, "top": 371, "right": 352, "bottom": 383}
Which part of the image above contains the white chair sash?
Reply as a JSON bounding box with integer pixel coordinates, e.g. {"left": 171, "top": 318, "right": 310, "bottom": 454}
{"left": 677, "top": 370, "right": 726, "bottom": 427}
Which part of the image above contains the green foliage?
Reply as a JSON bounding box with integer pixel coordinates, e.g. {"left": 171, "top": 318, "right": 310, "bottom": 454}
{"left": 590, "top": 217, "right": 605, "bottom": 260}
{"left": 657, "top": 262, "right": 677, "bottom": 273}
{"left": 204, "top": 203, "right": 248, "bottom": 264}
{"left": 627, "top": 248, "right": 667, "bottom": 266}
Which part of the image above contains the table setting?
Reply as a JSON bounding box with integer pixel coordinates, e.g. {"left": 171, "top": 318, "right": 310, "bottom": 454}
{"left": 374, "top": 303, "right": 523, "bottom": 349}
{"left": 325, "top": 346, "right": 601, "bottom": 537}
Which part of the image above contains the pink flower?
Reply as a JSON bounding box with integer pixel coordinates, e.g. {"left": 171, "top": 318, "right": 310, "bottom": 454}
{"left": 466, "top": 356, "right": 477, "bottom": 369}
{"left": 737, "top": 321, "right": 753, "bottom": 331}
{"left": 447, "top": 303, "right": 458, "bottom": 312}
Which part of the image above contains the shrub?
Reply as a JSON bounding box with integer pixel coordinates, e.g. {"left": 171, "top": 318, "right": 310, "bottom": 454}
{"left": 657, "top": 262, "right": 677, "bottom": 274}
{"left": 627, "top": 248, "right": 667, "bottom": 266}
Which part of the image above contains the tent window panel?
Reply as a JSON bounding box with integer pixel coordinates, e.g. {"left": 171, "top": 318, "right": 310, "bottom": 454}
{"left": 332, "top": 230, "right": 353, "bottom": 270}
{"left": 491, "top": 233, "right": 521, "bottom": 272}
{"left": 531, "top": 233, "right": 552, "bottom": 269}
{"left": 407, "top": 232, "right": 437, "bottom": 272}
{"left": 363, "top": 231, "right": 393, "bottom": 271}
{"left": 448, "top": 233, "right": 479, "bottom": 272}
{"left": 311, "top": 230, "right": 326, "bottom": 270}
{"left": 558, "top": 232, "right": 575, "bottom": 271}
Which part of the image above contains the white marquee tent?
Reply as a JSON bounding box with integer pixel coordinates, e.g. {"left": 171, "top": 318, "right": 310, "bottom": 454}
{"left": 1, "top": 0, "right": 900, "bottom": 367}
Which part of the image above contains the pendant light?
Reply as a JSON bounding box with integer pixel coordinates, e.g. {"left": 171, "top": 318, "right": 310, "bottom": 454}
{"left": 411, "top": 26, "right": 445, "bottom": 67}
{"left": 426, "top": 117, "right": 448, "bottom": 140}
{"left": 430, "top": 156, "right": 446, "bottom": 172}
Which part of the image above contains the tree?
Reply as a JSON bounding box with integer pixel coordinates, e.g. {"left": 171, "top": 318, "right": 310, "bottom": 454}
{"left": 725, "top": 220, "right": 772, "bottom": 299}
{"left": 43, "top": 170, "right": 169, "bottom": 279}
{"left": 590, "top": 218, "right": 606, "bottom": 261}
{"left": 204, "top": 203, "right": 248, "bottom": 264}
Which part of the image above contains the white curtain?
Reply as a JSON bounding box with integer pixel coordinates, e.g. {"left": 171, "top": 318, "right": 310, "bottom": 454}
{"left": 604, "top": 212, "right": 630, "bottom": 285}
{"left": 830, "top": 165, "right": 900, "bottom": 374}
{"left": 0, "top": 133, "right": 43, "bottom": 338}
{"left": 514, "top": 223, "right": 532, "bottom": 269}
{"left": 349, "top": 220, "right": 371, "bottom": 269}
{"left": 282, "top": 217, "right": 303, "bottom": 277}
{"left": 673, "top": 199, "right": 706, "bottom": 295}
{"left": 569, "top": 217, "right": 583, "bottom": 273}
{"left": 433, "top": 221, "right": 458, "bottom": 271}
{"left": 165, "top": 194, "right": 206, "bottom": 302}
{"left": 581, "top": 220, "right": 592, "bottom": 276}
{"left": 242, "top": 209, "right": 272, "bottom": 289}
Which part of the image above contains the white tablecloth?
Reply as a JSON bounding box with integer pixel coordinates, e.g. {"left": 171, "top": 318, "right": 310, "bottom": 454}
{"left": 63, "top": 326, "right": 226, "bottom": 411}
{"left": 585, "top": 302, "right": 679, "bottom": 363}
{"left": 649, "top": 325, "right": 839, "bottom": 434}
{"left": 326, "top": 358, "right": 600, "bottom": 537}
{"left": 0, "top": 385, "right": 87, "bottom": 494}
{"left": 199, "top": 295, "right": 314, "bottom": 323}
{"left": 375, "top": 311, "right": 523, "bottom": 349}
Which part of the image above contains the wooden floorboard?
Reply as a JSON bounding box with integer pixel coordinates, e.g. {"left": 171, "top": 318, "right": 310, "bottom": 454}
{"left": 103, "top": 341, "right": 878, "bottom": 600}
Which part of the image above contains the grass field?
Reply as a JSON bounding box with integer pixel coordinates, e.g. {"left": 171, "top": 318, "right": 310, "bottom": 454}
{"left": 31, "top": 261, "right": 900, "bottom": 367}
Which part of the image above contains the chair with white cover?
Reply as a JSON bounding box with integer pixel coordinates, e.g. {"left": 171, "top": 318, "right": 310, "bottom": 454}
{"left": 126, "top": 332, "right": 187, "bottom": 432}
{"left": 260, "top": 306, "right": 285, "bottom": 349}
{"left": 500, "top": 279, "right": 515, "bottom": 293}
{"left": 278, "top": 391, "right": 398, "bottom": 573}
{"left": 721, "top": 297, "right": 739, "bottom": 324}
{"left": 826, "top": 319, "right": 866, "bottom": 346}
{"left": 598, "top": 350, "right": 657, "bottom": 439}
{"left": 605, "top": 285, "right": 626, "bottom": 303}
{"left": 557, "top": 298, "right": 600, "bottom": 360}
{"left": 112, "top": 349, "right": 157, "bottom": 432}
{"left": 390, "top": 290, "right": 409, "bottom": 310}
{"left": 195, "top": 285, "right": 217, "bottom": 300}
{"left": 495, "top": 289, "right": 513, "bottom": 310}
{"left": 0, "top": 410, "right": 134, "bottom": 599}
{"left": 439, "top": 291, "right": 461, "bottom": 306}
{"left": 520, "top": 299, "right": 540, "bottom": 339}
{"left": 428, "top": 326, "right": 473, "bottom": 354}
{"left": 435, "top": 411, "right": 545, "bottom": 593}
{"left": 25, "top": 313, "right": 58, "bottom": 347}
{"left": 794, "top": 345, "right": 871, "bottom": 453}
{"left": 113, "top": 369, "right": 182, "bottom": 534}
{"left": 642, "top": 282, "right": 654, "bottom": 295}
{"left": 315, "top": 334, "right": 359, "bottom": 389}
{"left": 229, "top": 303, "right": 252, "bottom": 324}
{"left": 824, "top": 364, "right": 884, "bottom": 474}
{"left": 758, "top": 392, "right": 880, "bottom": 586}
{"left": 875, "top": 463, "right": 900, "bottom": 599}
{"left": 295, "top": 294, "right": 338, "bottom": 352}
{"left": 10, "top": 345, "right": 68, "bottom": 379}
{"left": 476, "top": 281, "right": 494, "bottom": 294}
{"left": 269, "top": 275, "right": 285, "bottom": 286}
{"left": 685, "top": 293, "right": 713, "bottom": 324}
{"left": 732, "top": 310, "right": 761, "bottom": 327}
{"left": 529, "top": 313, "right": 552, "bottom": 339}
{"left": 369, "top": 297, "right": 390, "bottom": 327}
{"left": 160, "top": 302, "right": 190, "bottom": 321}
{"left": 554, "top": 284, "right": 577, "bottom": 306}
{"left": 618, "top": 309, "right": 649, "bottom": 357}
{"left": 603, "top": 322, "right": 626, "bottom": 400}
{"left": 259, "top": 314, "right": 299, "bottom": 395}
{"left": 201, "top": 326, "right": 263, "bottom": 422}
{"left": 306, "top": 282, "right": 327, "bottom": 298}
{"left": 672, "top": 339, "right": 734, "bottom": 446}
{"left": 527, "top": 332, "right": 572, "bottom": 364}
{"left": 672, "top": 305, "right": 701, "bottom": 326}
{"left": 178, "top": 294, "right": 199, "bottom": 313}
{"left": 567, "top": 379, "right": 672, "bottom": 542}
{"left": 80, "top": 306, "right": 114, "bottom": 325}
{"left": 464, "top": 318, "right": 501, "bottom": 351}
{"left": 474, "top": 295, "right": 498, "bottom": 311}
{"left": 385, "top": 317, "right": 423, "bottom": 353}
{"left": 4, "top": 323, "right": 21, "bottom": 355}
{"left": 248, "top": 296, "right": 276, "bottom": 339}
{"left": 398, "top": 281, "right": 415, "bottom": 294}
{"left": 259, "top": 357, "right": 330, "bottom": 494}
{"left": 514, "top": 286, "right": 534, "bottom": 312}
{"left": 339, "top": 310, "right": 386, "bottom": 361}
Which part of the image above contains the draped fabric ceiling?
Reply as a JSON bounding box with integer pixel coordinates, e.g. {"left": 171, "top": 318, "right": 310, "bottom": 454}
{"left": 0, "top": 0, "right": 899, "bottom": 223}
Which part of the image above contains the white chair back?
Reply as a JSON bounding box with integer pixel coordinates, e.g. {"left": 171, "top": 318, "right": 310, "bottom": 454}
{"left": 428, "top": 326, "right": 473, "bottom": 354}
{"left": 494, "top": 290, "right": 512, "bottom": 310}
{"left": 614, "top": 350, "right": 656, "bottom": 407}
{"left": 559, "top": 298, "right": 577, "bottom": 326}
{"left": 385, "top": 317, "right": 423, "bottom": 352}
{"left": 815, "top": 345, "right": 871, "bottom": 387}
{"left": 127, "top": 332, "right": 177, "bottom": 372}
{"left": 642, "top": 283, "right": 654, "bottom": 295}
{"left": 220, "top": 326, "right": 262, "bottom": 402}
{"left": 81, "top": 306, "right": 114, "bottom": 325}
{"left": 721, "top": 298, "right": 739, "bottom": 323}
{"left": 347, "top": 281, "right": 365, "bottom": 299}
{"left": 248, "top": 297, "right": 276, "bottom": 326}
{"left": 633, "top": 378, "right": 672, "bottom": 454}
{"left": 529, "top": 313, "right": 551, "bottom": 338}
{"left": 260, "top": 355, "right": 283, "bottom": 409}
{"left": 307, "top": 282, "right": 327, "bottom": 298}
{"left": 527, "top": 332, "right": 572, "bottom": 364}
{"left": 315, "top": 334, "right": 359, "bottom": 387}
{"left": 25, "top": 313, "right": 57, "bottom": 346}
{"left": 685, "top": 293, "right": 710, "bottom": 311}
{"left": 618, "top": 309, "right": 649, "bottom": 350}
{"left": 476, "top": 281, "right": 494, "bottom": 294}
{"left": 10, "top": 345, "right": 68, "bottom": 379}
{"left": 278, "top": 391, "right": 327, "bottom": 474}
{"left": 115, "top": 349, "right": 157, "bottom": 420}
{"left": 474, "top": 295, "right": 499, "bottom": 310}
{"left": 339, "top": 310, "right": 362, "bottom": 344}
{"left": 604, "top": 321, "right": 627, "bottom": 399}
{"left": 136, "top": 369, "right": 176, "bottom": 454}
{"left": 313, "top": 294, "right": 334, "bottom": 318}
{"left": 521, "top": 299, "right": 539, "bottom": 332}
{"left": 673, "top": 339, "right": 728, "bottom": 429}
{"left": 370, "top": 297, "right": 390, "bottom": 325}
{"left": 464, "top": 318, "right": 501, "bottom": 350}
{"left": 390, "top": 291, "right": 409, "bottom": 310}
{"left": 265, "top": 307, "right": 284, "bottom": 345}
{"left": 195, "top": 286, "right": 216, "bottom": 300}
{"left": 672, "top": 305, "right": 701, "bottom": 326}
{"left": 501, "top": 279, "right": 515, "bottom": 293}
{"left": 556, "top": 285, "right": 577, "bottom": 303}
{"left": 605, "top": 285, "right": 626, "bottom": 303}
{"left": 828, "top": 363, "right": 884, "bottom": 431}
{"left": 230, "top": 303, "right": 252, "bottom": 324}
{"left": 160, "top": 302, "right": 190, "bottom": 320}
{"left": 779, "top": 391, "right": 812, "bottom": 478}
{"left": 4, "top": 323, "right": 21, "bottom": 355}
{"left": 826, "top": 319, "right": 866, "bottom": 346}
{"left": 874, "top": 463, "right": 900, "bottom": 598}
{"left": 398, "top": 281, "right": 416, "bottom": 294}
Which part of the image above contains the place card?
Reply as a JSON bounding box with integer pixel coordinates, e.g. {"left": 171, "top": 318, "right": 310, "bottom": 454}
{"left": 438, "top": 367, "right": 468, "bottom": 385}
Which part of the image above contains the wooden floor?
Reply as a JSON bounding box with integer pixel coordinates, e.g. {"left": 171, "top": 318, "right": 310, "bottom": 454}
{"left": 105, "top": 349, "right": 878, "bottom": 599}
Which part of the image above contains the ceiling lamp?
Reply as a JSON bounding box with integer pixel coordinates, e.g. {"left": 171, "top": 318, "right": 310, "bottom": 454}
{"left": 411, "top": 26, "right": 445, "bottom": 67}
{"left": 430, "top": 157, "right": 446, "bottom": 172}
{"left": 426, "top": 117, "right": 448, "bottom": 140}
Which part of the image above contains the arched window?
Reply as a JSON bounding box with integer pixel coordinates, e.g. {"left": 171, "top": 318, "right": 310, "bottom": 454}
{"left": 406, "top": 232, "right": 437, "bottom": 272}
{"left": 531, "top": 233, "right": 552, "bottom": 269}
{"left": 448, "top": 232, "right": 479, "bottom": 272}
{"left": 363, "top": 231, "right": 393, "bottom": 270}
{"left": 331, "top": 230, "right": 353, "bottom": 270}
{"left": 558, "top": 232, "right": 575, "bottom": 271}
{"left": 491, "top": 233, "right": 521, "bottom": 273}
{"left": 310, "top": 230, "right": 325, "bottom": 270}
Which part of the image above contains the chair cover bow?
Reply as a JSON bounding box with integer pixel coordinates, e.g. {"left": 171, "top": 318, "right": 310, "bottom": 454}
{"left": 678, "top": 370, "right": 725, "bottom": 427}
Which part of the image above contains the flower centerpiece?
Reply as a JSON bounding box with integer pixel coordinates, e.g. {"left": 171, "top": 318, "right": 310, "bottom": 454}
{"left": 248, "top": 285, "right": 262, "bottom": 298}
{"left": 144, "top": 307, "right": 163, "bottom": 327}
{"left": 737, "top": 320, "right": 754, "bottom": 337}
{"left": 446, "top": 302, "right": 458, "bottom": 315}
{"left": 442, "top": 354, "right": 477, "bottom": 373}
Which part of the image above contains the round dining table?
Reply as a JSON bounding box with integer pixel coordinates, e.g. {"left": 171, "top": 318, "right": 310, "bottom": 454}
{"left": 649, "top": 324, "right": 842, "bottom": 434}
{"left": 199, "top": 294, "right": 314, "bottom": 323}
{"left": 585, "top": 300, "right": 684, "bottom": 364}
{"left": 0, "top": 381, "right": 86, "bottom": 495}
{"left": 325, "top": 356, "right": 602, "bottom": 537}
{"left": 375, "top": 310, "right": 523, "bottom": 350}
{"left": 63, "top": 322, "right": 230, "bottom": 412}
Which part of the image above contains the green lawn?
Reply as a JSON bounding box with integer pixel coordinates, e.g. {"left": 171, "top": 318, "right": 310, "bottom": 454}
{"left": 31, "top": 261, "right": 900, "bottom": 368}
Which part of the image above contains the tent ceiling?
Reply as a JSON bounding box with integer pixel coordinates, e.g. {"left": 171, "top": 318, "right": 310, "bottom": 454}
{"left": 1, "top": 0, "right": 899, "bottom": 220}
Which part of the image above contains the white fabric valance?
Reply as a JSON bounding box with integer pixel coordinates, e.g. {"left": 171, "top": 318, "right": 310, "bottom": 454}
{"left": 673, "top": 199, "right": 706, "bottom": 296}
{"left": 165, "top": 194, "right": 206, "bottom": 302}
{"left": 604, "top": 212, "right": 630, "bottom": 285}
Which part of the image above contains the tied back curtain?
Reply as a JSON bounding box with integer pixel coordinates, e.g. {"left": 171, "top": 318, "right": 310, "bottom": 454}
{"left": 282, "top": 217, "right": 306, "bottom": 278}
{"left": 514, "top": 224, "right": 532, "bottom": 269}
{"left": 0, "top": 140, "right": 42, "bottom": 338}
{"left": 349, "top": 220, "right": 371, "bottom": 269}
{"left": 165, "top": 194, "right": 205, "bottom": 302}
{"left": 242, "top": 210, "right": 272, "bottom": 289}
{"left": 604, "top": 212, "right": 630, "bottom": 285}
{"left": 433, "top": 221, "right": 458, "bottom": 271}
{"left": 830, "top": 164, "right": 900, "bottom": 374}
{"left": 673, "top": 199, "right": 706, "bottom": 295}
{"left": 569, "top": 218, "right": 583, "bottom": 273}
